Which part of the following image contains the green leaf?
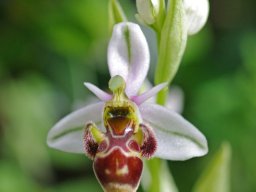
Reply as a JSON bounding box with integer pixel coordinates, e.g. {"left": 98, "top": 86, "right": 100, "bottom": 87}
{"left": 154, "top": 0, "right": 187, "bottom": 104}
{"left": 108, "top": 0, "right": 127, "bottom": 33}
{"left": 192, "top": 142, "right": 231, "bottom": 192}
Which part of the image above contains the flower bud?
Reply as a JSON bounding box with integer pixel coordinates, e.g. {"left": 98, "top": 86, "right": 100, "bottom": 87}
{"left": 109, "top": 0, "right": 127, "bottom": 33}
{"left": 136, "top": 0, "right": 160, "bottom": 25}
{"left": 184, "top": 0, "right": 209, "bottom": 35}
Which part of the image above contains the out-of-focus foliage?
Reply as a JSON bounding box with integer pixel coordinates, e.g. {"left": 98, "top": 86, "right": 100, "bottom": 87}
{"left": 0, "top": 0, "right": 256, "bottom": 191}
{"left": 192, "top": 143, "right": 231, "bottom": 192}
{"left": 0, "top": 161, "right": 40, "bottom": 192}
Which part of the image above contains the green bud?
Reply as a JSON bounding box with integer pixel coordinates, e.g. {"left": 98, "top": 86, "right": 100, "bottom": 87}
{"left": 154, "top": 0, "right": 187, "bottom": 104}
{"left": 136, "top": 0, "right": 160, "bottom": 25}
{"left": 108, "top": 0, "right": 127, "bottom": 33}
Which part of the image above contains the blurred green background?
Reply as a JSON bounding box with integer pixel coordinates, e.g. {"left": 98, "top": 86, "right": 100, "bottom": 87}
{"left": 0, "top": 0, "right": 256, "bottom": 191}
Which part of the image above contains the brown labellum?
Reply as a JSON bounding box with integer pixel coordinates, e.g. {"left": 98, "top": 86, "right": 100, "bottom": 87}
{"left": 84, "top": 102, "right": 157, "bottom": 192}
{"left": 94, "top": 148, "right": 143, "bottom": 192}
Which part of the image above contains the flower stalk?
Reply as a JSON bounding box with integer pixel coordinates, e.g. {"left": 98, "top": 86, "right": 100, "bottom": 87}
{"left": 140, "top": 0, "right": 209, "bottom": 190}
{"left": 154, "top": 0, "right": 187, "bottom": 104}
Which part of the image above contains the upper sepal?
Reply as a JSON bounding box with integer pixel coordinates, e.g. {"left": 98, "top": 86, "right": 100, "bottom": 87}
{"left": 140, "top": 103, "right": 208, "bottom": 160}
{"left": 108, "top": 22, "right": 150, "bottom": 97}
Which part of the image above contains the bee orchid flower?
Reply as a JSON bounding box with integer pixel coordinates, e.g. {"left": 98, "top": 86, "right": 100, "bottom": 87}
{"left": 47, "top": 22, "right": 208, "bottom": 192}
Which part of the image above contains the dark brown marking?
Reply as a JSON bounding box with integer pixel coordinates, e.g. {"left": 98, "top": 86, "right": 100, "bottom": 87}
{"left": 140, "top": 123, "right": 157, "bottom": 159}
{"left": 83, "top": 125, "right": 99, "bottom": 160}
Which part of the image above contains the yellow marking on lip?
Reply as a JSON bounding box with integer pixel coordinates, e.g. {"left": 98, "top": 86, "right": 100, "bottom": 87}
{"left": 116, "top": 165, "right": 129, "bottom": 176}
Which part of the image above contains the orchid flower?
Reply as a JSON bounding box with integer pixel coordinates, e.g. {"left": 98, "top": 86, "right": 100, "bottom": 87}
{"left": 47, "top": 22, "right": 208, "bottom": 192}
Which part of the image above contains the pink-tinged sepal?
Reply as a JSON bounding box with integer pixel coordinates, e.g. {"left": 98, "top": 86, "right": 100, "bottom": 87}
{"left": 140, "top": 123, "right": 157, "bottom": 159}
{"left": 84, "top": 82, "right": 112, "bottom": 101}
{"left": 108, "top": 22, "right": 150, "bottom": 97}
{"left": 93, "top": 148, "right": 143, "bottom": 192}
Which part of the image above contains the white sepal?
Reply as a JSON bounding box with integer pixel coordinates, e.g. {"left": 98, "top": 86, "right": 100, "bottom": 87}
{"left": 140, "top": 103, "right": 208, "bottom": 160}
{"left": 47, "top": 102, "right": 104, "bottom": 153}
{"left": 108, "top": 22, "right": 150, "bottom": 97}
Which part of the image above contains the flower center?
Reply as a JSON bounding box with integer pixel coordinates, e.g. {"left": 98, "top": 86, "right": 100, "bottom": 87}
{"left": 104, "top": 75, "right": 141, "bottom": 134}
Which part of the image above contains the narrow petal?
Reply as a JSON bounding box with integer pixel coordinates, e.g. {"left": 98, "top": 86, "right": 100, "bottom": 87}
{"left": 140, "top": 103, "right": 208, "bottom": 160}
{"left": 108, "top": 22, "right": 150, "bottom": 97}
{"left": 47, "top": 102, "right": 105, "bottom": 153}
{"left": 132, "top": 82, "right": 167, "bottom": 105}
{"left": 184, "top": 0, "right": 209, "bottom": 35}
{"left": 84, "top": 82, "right": 112, "bottom": 101}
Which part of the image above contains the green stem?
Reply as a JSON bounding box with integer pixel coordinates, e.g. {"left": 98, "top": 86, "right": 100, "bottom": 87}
{"left": 154, "top": 0, "right": 187, "bottom": 87}
{"left": 156, "top": 87, "right": 168, "bottom": 105}
{"left": 147, "top": 158, "right": 162, "bottom": 192}
{"left": 146, "top": 0, "right": 185, "bottom": 190}
{"left": 146, "top": 21, "right": 170, "bottom": 192}
{"left": 147, "top": 0, "right": 186, "bottom": 190}
{"left": 155, "top": 24, "right": 168, "bottom": 105}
